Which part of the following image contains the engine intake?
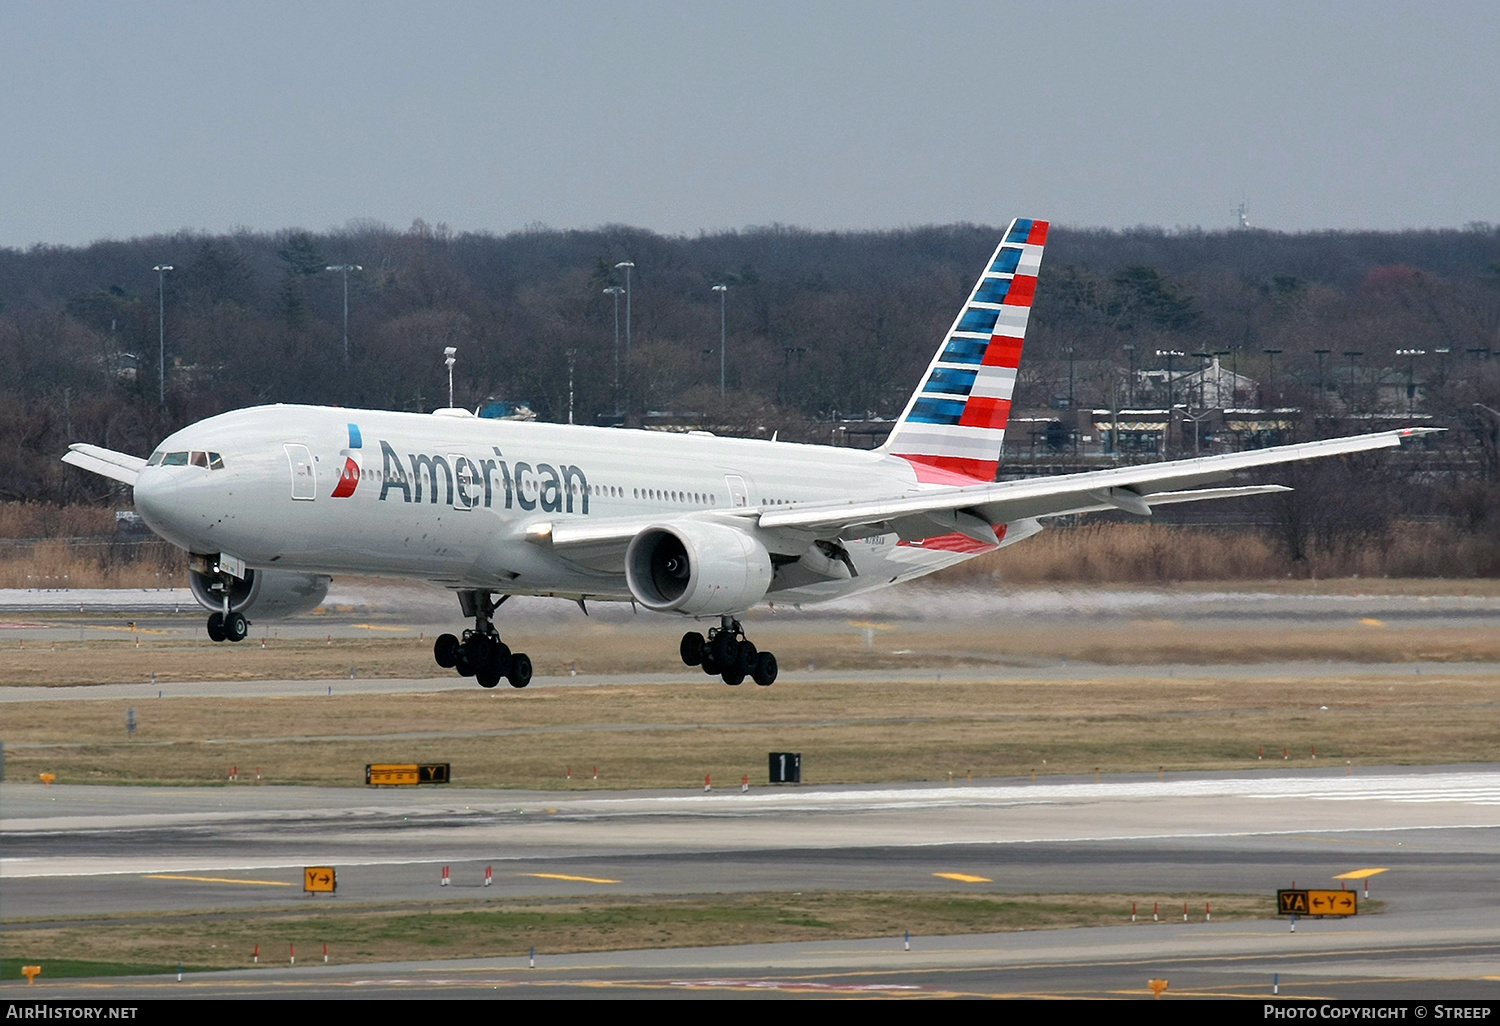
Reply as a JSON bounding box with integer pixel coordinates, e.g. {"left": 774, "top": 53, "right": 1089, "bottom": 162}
{"left": 188, "top": 566, "right": 331, "bottom": 619}
{"left": 625, "top": 522, "right": 773, "bottom": 615}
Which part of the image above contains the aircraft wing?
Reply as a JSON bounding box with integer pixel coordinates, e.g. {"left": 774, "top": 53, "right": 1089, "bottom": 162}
{"left": 757, "top": 427, "right": 1437, "bottom": 539}
{"left": 61, "top": 444, "right": 147, "bottom": 486}
{"left": 532, "top": 428, "right": 1433, "bottom": 561}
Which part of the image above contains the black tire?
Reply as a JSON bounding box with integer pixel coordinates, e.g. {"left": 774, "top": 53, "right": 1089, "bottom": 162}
{"left": 679, "top": 631, "right": 705, "bottom": 666}
{"left": 700, "top": 656, "right": 721, "bottom": 676}
{"left": 508, "top": 653, "right": 533, "bottom": 688}
{"left": 753, "top": 651, "right": 778, "bottom": 687}
{"left": 225, "top": 612, "right": 249, "bottom": 642}
{"left": 721, "top": 670, "right": 745, "bottom": 686}
{"left": 477, "top": 667, "right": 501, "bottom": 688}
{"left": 465, "top": 633, "right": 492, "bottom": 667}
{"left": 710, "top": 631, "right": 736, "bottom": 667}
{"left": 433, "top": 633, "right": 460, "bottom": 668}
{"left": 455, "top": 649, "right": 476, "bottom": 677}
{"left": 735, "top": 639, "right": 758, "bottom": 675}
{"left": 206, "top": 612, "right": 227, "bottom": 643}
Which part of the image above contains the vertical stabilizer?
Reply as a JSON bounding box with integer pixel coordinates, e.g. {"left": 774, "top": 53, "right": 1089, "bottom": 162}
{"left": 882, "top": 217, "right": 1048, "bottom": 482}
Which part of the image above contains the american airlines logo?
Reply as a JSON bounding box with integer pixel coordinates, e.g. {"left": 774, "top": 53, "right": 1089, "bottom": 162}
{"left": 374, "top": 439, "right": 591, "bottom": 513}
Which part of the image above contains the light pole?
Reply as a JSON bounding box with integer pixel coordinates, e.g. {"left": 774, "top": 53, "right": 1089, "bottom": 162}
{"left": 153, "top": 264, "right": 173, "bottom": 410}
{"left": 567, "top": 349, "right": 576, "bottom": 425}
{"left": 614, "top": 261, "right": 634, "bottom": 364}
{"left": 1396, "top": 349, "right": 1426, "bottom": 417}
{"left": 1263, "top": 349, "right": 1283, "bottom": 406}
{"left": 712, "top": 284, "right": 728, "bottom": 397}
{"left": 1156, "top": 350, "right": 1185, "bottom": 409}
{"left": 1192, "top": 351, "right": 1214, "bottom": 409}
{"left": 1343, "top": 350, "right": 1364, "bottom": 405}
{"left": 444, "top": 346, "right": 457, "bottom": 409}
{"left": 1314, "top": 349, "right": 1331, "bottom": 390}
{"left": 1122, "top": 344, "right": 1136, "bottom": 406}
{"left": 325, "top": 264, "right": 362, "bottom": 369}
{"left": 603, "top": 286, "right": 624, "bottom": 404}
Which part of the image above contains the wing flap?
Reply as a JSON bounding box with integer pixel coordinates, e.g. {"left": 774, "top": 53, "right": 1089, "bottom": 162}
{"left": 61, "top": 444, "right": 147, "bottom": 486}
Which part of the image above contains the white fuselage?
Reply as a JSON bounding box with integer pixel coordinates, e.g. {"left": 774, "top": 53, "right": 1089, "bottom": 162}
{"left": 133, "top": 405, "right": 992, "bottom": 610}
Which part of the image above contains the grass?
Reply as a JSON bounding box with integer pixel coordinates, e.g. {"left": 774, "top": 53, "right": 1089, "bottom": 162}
{"left": 3, "top": 499, "right": 1498, "bottom": 589}
{"left": 1, "top": 891, "right": 1281, "bottom": 974}
{"left": 5, "top": 671, "right": 1498, "bottom": 788}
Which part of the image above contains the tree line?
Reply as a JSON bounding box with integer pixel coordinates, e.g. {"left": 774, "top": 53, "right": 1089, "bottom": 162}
{"left": 1, "top": 219, "right": 1496, "bottom": 531}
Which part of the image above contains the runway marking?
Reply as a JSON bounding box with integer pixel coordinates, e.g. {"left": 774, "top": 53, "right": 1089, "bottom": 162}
{"left": 91, "top": 625, "right": 175, "bottom": 634}
{"left": 144, "top": 873, "right": 293, "bottom": 886}
{"left": 1333, "top": 867, "right": 1389, "bottom": 879}
{"left": 522, "top": 872, "right": 620, "bottom": 884}
{"left": 933, "top": 872, "right": 993, "bottom": 883}
{"left": 1360, "top": 618, "right": 1386, "bottom": 627}
{"left": 351, "top": 623, "right": 410, "bottom": 632}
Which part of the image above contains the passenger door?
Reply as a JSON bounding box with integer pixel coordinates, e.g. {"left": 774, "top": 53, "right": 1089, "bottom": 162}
{"left": 285, "top": 444, "right": 316, "bottom": 501}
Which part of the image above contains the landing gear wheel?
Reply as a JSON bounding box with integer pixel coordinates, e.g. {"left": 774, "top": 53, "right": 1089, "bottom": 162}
{"left": 455, "top": 649, "right": 476, "bottom": 677}
{"left": 680, "top": 631, "right": 705, "bottom": 667}
{"left": 734, "top": 639, "right": 758, "bottom": 675}
{"left": 507, "top": 653, "right": 533, "bottom": 688}
{"left": 710, "top": 630, "right": 737, "bottom": 667}
{"left": 225, "top": 612, "right": 249, "bottom": 642}
{"left": 465, "top": 632, "right": 492, "bottom": 669}
{"left": 434, "top": 633, "right": 460, "bottom": 668}
{"left": 700, "top": 656, "right": 721, "bottom": 676}
{"left": 721, "top": 670, "right": 745, "bottom": 686}
{"left": 206, "top": 612, "right": 227, "bottom": 642}
{"left": 752, "top": 651, "right": 778, "bottom": 687}
{"left": 477, "top": 666, "right": 501, "bottom": 688}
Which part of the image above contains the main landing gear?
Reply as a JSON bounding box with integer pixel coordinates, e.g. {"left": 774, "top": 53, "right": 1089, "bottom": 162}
{"left": 679, "top": 616, "right": 778, "bottom": 687}
{"left": 433, "top": 591, "right": 532, "bottom": 689}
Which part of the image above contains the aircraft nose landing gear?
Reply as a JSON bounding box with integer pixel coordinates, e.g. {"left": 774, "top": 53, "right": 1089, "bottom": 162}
{"left": 681, "top": 617, "right": 778, "bottom": 686}
{"left": 203, "top": 567, "right": 249, "bottom": 643}
{"left": 434, "top": 592, "right": 531, "bottom": 689}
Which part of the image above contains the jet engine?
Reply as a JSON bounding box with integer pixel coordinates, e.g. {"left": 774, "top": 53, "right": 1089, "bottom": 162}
{"left": 625, "top": 522, "right": 773, "bottom": 615}
{"left": 188, "top": 566, "right": 331, "bottom": 619}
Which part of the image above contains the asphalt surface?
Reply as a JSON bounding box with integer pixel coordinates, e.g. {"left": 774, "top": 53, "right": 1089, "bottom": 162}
{"left": 4, "top": 767, "right": 1500, "bottom": 999}
{"left": 3, "top": 586, "right": 1499, "bottom": 1000}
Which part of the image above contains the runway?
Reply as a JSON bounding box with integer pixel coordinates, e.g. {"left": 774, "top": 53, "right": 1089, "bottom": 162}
{"left": 4, "top": 766, "right": 1500, "bottom": 998}
{"left": 4, "top": 585, "right": 1499, "bottom": 999}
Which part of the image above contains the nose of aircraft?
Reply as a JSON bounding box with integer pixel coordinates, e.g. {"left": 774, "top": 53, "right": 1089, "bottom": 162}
{"left": 132, "top": 467, "right": 181, "bottom": 543}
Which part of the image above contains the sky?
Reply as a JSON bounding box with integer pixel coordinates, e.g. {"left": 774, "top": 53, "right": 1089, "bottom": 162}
{"left": 1, "top": 0, "right": 1496, "bottom": 248}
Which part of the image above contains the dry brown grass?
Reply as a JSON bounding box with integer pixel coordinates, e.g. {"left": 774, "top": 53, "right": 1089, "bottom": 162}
{"left": 941, "top": 521, "right": 1500, "bottom": 584}
{"left": 0, "top": 538, "right": 182, "bottom": 589}
{"left": 0, "top": 503, "right": 117, "bottom": 539}
{"left": 2, "top": 891, "right": 1274, "bottom": 973}
{"left": 3, "top": 502, "right": 1496, "bottom": 588}
{"left": 1, "top": 609, "right": 1496, "bottom": 692}
{"left": 6, "top": 671, "right": 1497, "bottom": 788}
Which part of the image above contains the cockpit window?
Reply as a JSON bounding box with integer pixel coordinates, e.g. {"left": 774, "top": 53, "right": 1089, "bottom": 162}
{"left": 160, "top": 452, "right": 189, "bottom": 466}
{"left": 208, "top": 453, "right": 225, "bottom": 470}
{"left": 147, "top": 451, "right": 164, "bottom": 466}
{"left": 190, "top": 451, "right": 209, "bottom": 468}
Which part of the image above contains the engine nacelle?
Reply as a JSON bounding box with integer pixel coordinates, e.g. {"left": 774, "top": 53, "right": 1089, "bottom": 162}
{"left": 625, "top": 522, "right": 773, "bottom": 615}
{"left": 188, "top": 567, "right": 331, "bottom": 619}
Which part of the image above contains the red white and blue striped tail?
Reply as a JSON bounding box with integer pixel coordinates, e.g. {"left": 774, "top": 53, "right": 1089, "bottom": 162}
{"left": 882, "top": 217, "right": 1048, "bottom": 483}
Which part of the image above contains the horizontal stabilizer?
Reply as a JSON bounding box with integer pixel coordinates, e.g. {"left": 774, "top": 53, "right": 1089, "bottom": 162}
{"left": 61, "top": 444, "right": 147, "bottom": 486}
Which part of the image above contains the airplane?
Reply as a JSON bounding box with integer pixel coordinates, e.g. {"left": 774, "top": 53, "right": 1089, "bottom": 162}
{"left": 63, "top": 217, "right": 1434, "bottom": 690}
